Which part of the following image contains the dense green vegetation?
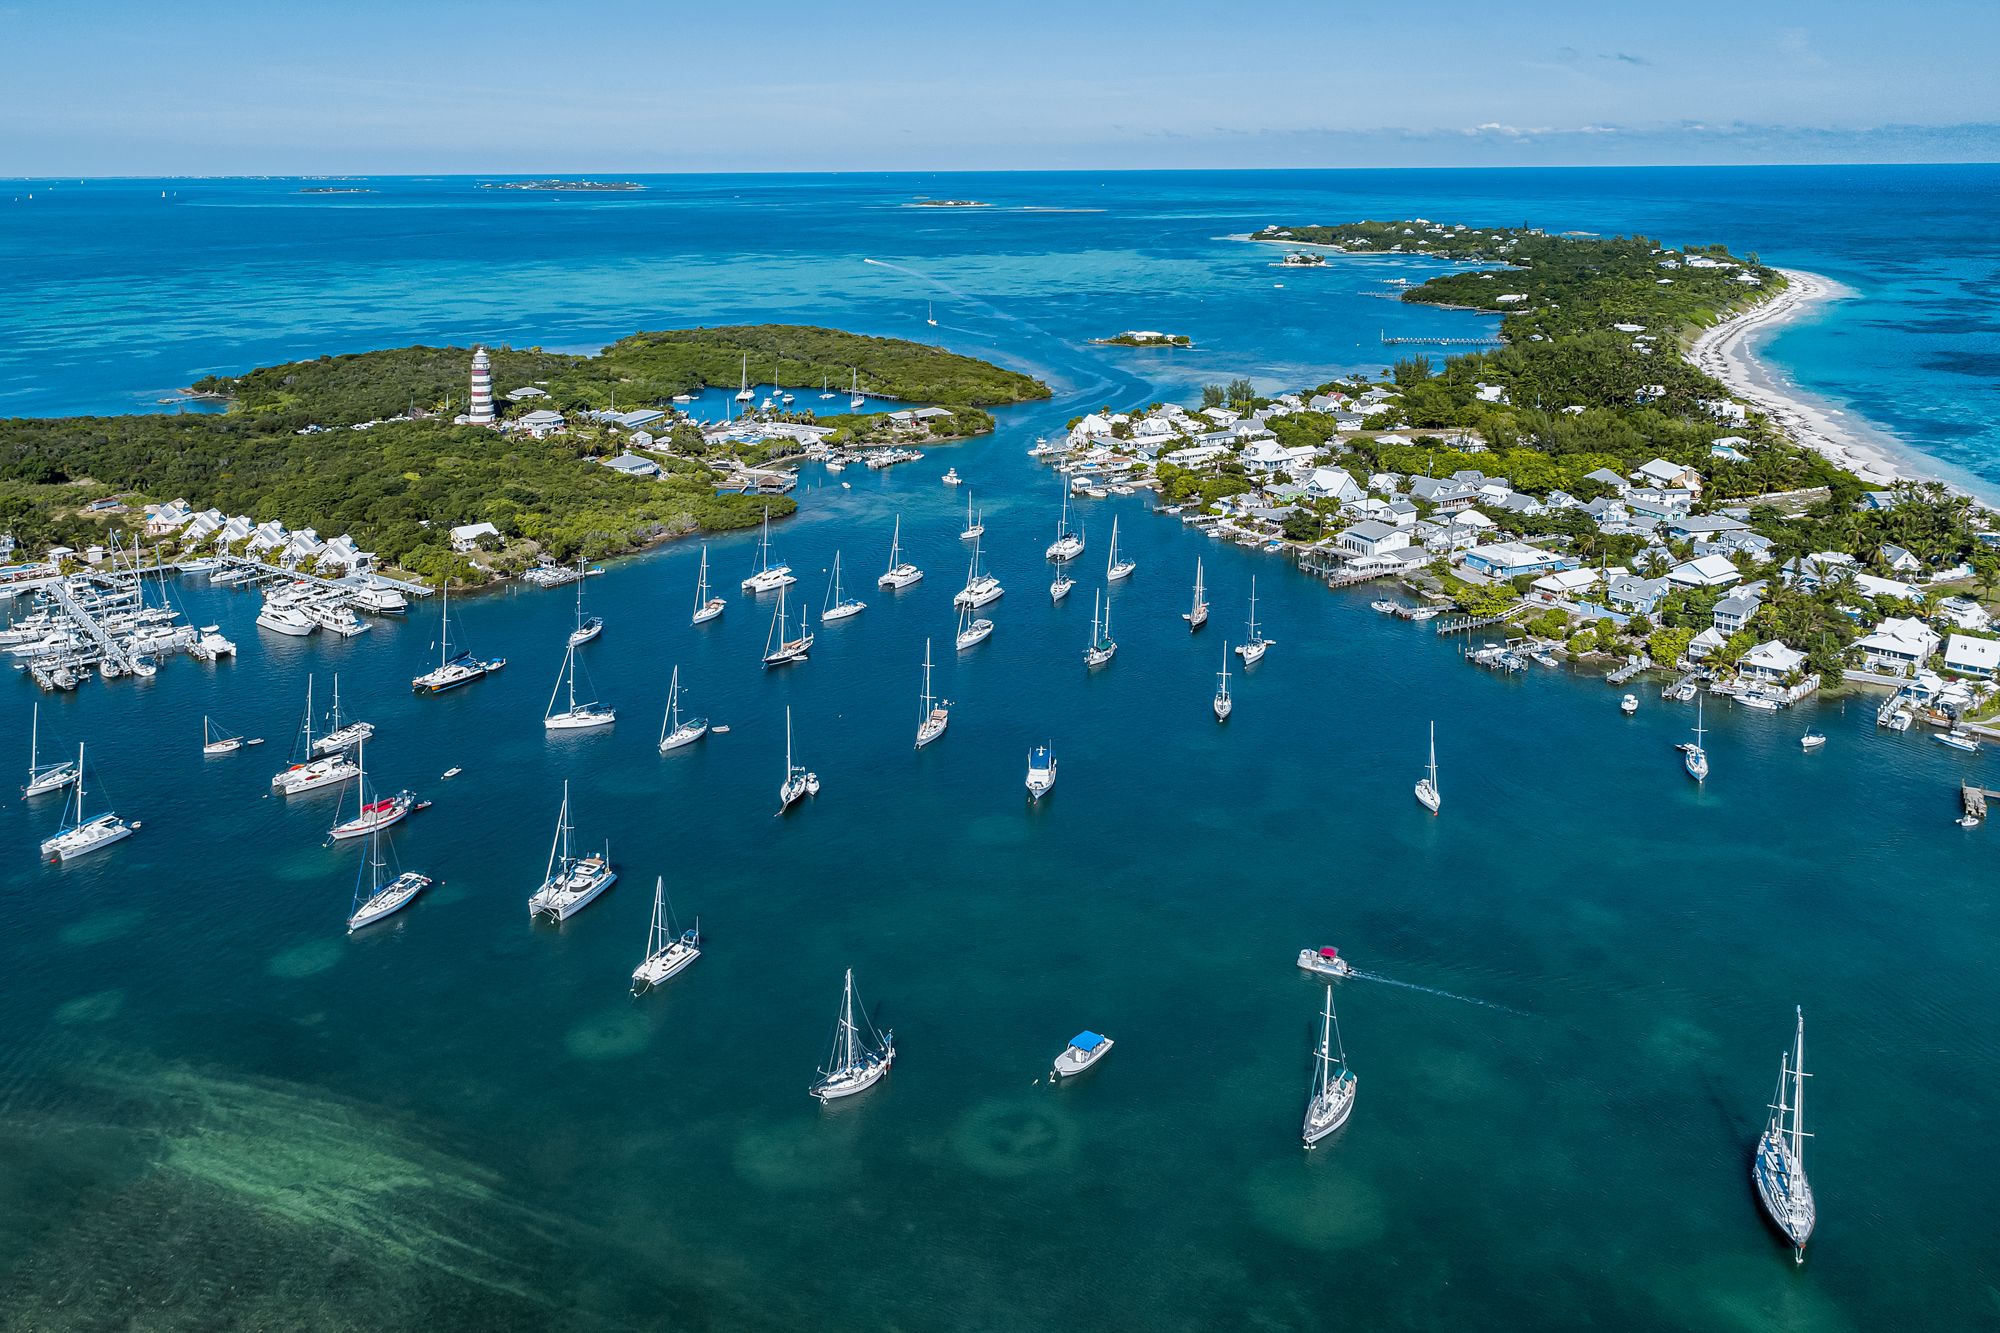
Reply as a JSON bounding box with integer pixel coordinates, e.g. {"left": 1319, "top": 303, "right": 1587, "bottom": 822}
{"left": 194, "top": 326, "right": 1047, "bottom": 427}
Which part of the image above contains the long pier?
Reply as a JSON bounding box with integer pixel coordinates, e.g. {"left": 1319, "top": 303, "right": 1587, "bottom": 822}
{"left": 1434, "top": 610, "right": 1515, "bottom": 636}
{"left": 211, "top": 555, "right": 432, "bottom": 598}
{"left": 1380, "top": 330, "right": 1503, "bottom": 347}
{"left": 46, "top": 579, "right": 134, "bottom": 674}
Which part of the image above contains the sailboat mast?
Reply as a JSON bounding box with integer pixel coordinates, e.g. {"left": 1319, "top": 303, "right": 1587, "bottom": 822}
{"left": 1791, "top": 1007, "right": 1806, "bottom": 1160}
{"left": 921, "top": 639, "right": 934, "bottom": 716}
{"left": 28, "top": 702, "right": 37, "bottom": 773}
{"left": 73, "top": 742, "right": 86, "bottom": 824}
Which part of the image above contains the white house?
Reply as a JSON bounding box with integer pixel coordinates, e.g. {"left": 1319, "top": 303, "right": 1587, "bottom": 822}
{"left": 246, "top": 520, "right": 289, "bottom": 555}
{"left": 1532, "top": 568, "right": 1599, "bottom": 601}
{"left": 1740, "top": 640, "right": 1806, "bottom": 681}
{"left": 1337, "top": 521, "right": 1412, "bottom": 560}
{"left": 450, "top": 522, "right": 500, "bottom": 553}
{"left": 1668, "top": 554, "right": 1743, "bottom": 590}
{"left": 602, "top": 452, "right": 662, "bottom": 479}
{"left": 1854, "top": 616, "right": 1940, "bottom": 671}
{"left": 145, "top": 499, "right": 193, "bottom": 536}
{"left": 1937, "top": 597, "right": 1993, "bottom": 632}
{"left": 1944, "top": 634, "right": 2000, "bottom": 677}
{"left": 180, "top": 509, "right": 225, "bottom": 547}
{"left": 1711, "top": 591, "right": 1762, "bottom": 635}
{"left": 1306, "top": 467, "right": 1363, "bottom": 503}
{"left": 1200, "top": 406, "right": 1241, "bottom": 427}
{"left": 1633, "top": 458, "right": 1702, "bottom": 493}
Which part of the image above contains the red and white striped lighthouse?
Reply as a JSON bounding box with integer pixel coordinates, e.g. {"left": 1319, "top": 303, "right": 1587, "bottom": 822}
{"left": 468, "top": 346, "right": 495, "bottom": 424}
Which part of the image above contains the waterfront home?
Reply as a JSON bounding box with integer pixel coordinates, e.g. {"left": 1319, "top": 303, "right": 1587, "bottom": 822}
{"left": 1712, "top": 590, "right": 1763, "bottom": 635}
{"left": 1163, "top": 443, "right": 1231, "bottom": 469}
{"left": 1461, "top": 542, "right": 1570, "bottom": 580}
{"left": 1307, "top": 467, "right": 1364, "bottom": 503}
{"left": 180, "top": 509, "right": 225, "bottom": 547}
{"left": 1633, "top": 458, "right": 1703, "bottom": 493}
{"left": 319, "top": 534, "right": 369, "bottom": 574}
{"left": 246, "top": 520, "right": 289, "bottom": 556}
{"left": 1854, "top": 617, "right": 1940, "bottom": 672}
{"left": 1337, "top": 521, "right": 1412, "bottom": 560}
{"left": 1668, "top": 554, "right": 1743, "bottom": 590}
{"left": 281, "top": 529, "right": 325, "bottom": 567}
{"left": 1687, "top": 626, "right": 1727, "bottom": 660}
{"left": 1200, "top": 406, "right": 1241, "bottom": 427}
{"left": 1740, "top": 640, "right": 1807, "bottom": 682}
{"left": 1240, "top": 441, "right": 1318, "bottom": 475}
{"left": 1409, "top": 477, "right": 1477, "bottom": 512}
{"left": 1606, "top": 574, "right": 1671, "bottom": 615}
{"left": 1532, "top": 568, "right": 1599, "bottom": 601}
{"left": 1944, "top": 634, "right": 2000, "bottom": 677}
{"left": 602, "top": 452, "right": 663, "bottom": 479}
{"left": 450, "top": 522, "right": 500, "bottom": 553}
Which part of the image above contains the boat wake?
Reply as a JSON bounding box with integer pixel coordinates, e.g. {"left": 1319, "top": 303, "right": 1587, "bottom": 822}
{"left": 1349, "top": 970, "right": 1526, "bottom": 1016}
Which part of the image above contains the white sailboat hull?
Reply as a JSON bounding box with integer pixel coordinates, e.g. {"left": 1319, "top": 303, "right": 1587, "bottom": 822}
{"left": 568, "top": 617, "right": 604, "bottom": 646}
{"left": 529, "top": 860, "right": 617, "bottom": 921}
{"left": 1106, "top": 561, "right": 1135, "bottom": 582}
{"left": 812, "top": 1048, "right": 893, "bottom": 1101}
{"left": 878, "top": 566, "right": 923, "bottom": 589}
{"left": 313, "top": 722, "right": 375, "bottom": 756}
{"left": 742, "top": 567, "right": 796, "bottom": 593}
{"left": 1303, "top": 1075, "right": 1357, "bottom": 1146}
{"left": 272, "top": 757, "right": 357, "bottom": 795}
{"left": 1046, "top": 536, "right": 1084, "bottom": 562}
{"left": 659, "top": 721, "right": 709, "bottom": 752}
{"left": 1050, "top": 577, "right": 1073, "bottom": 602}
{"left": 348, "top": 872, "right": 432, "bottom": 931}
{"left": 545, "top": 707, "right": 616, "bottom": 731}
{"left": 23, "top": 767, "right": 76, "bottom": 798}
{"left": 956, "top": 620, "right": 993, "bottom": 651}
{"left": 1214, "top": 692, "right": 1232, "bottom": 720}
{"left": 692, "top": 599, "right": 726, "bottom": 624}
{"left": 1415, "top": 780, "right": 1440, "bottom": 814}
{"left": 41, "top": 814, "right": 134, "bottom": 862}
{"left": 1753, "top": 1130, "right": 1816, "bottom": 1251}
{"left": 954, "top": 580, "right": 1004, "bottom": 609}
{"left": 916, "top": 713, "right": 948, "bottom": 749}
{"left": 1237, "top": 640, "right": 1268, "bottom": 666}
{"left": 632, "top": 940, "right": 701, "bottom": 991}
{"left": 821, "top": 600, "right": 865, "bottom": 622}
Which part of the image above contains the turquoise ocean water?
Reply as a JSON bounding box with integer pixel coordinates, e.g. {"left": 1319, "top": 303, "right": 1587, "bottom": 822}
{"left": 1, "top": 169, "right": 1996, "bottom": 1329}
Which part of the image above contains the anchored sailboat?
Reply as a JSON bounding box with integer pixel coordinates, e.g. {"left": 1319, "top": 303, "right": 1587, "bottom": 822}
{"left": 273, "top": 676, "right": 359, "bottom": 794}
{"left": 527, "top": 781, "right": 617, "bottom": 920}
{"left": 1752, "top": 1007, "right": 1816, "bottom": 1262}
{"left": 1105, "top": 515, "right": 1135, "bottom": 581}
{"left": 1046, "top": 484, "right": 1083, "bottom": 561}
{"left": 1302, "top": 984, "right": 1358, "bottom": 1147}
{"left": 1415, "top": 722, "right": 1441, "bottom": 814}
{"left": 848, "top": 368, "right": 865, "bottom": 411}
{"left": 915, "top": 638, "right": 950, "bottom": 748}
{"left": 39, "top": 743, "right": 137, "bottom": 863}
{"left": 955, "top": 598, "right": 993, "bottom": 651}
{"left": 1214, "top": 643, "right": 1233, "bottom": 720}
{"left": 344, "top": 787, "right": 431, "bottom": 932}
{"left": 1050, "top": 556, "right": 1074, "bottom": 602}
{"left": 22, "top": 703, "right": 76, "bottom": 797}
{"left": 1683, "top": 696, "right": 1710, "bottom": 782}
{"left": 568, "top": 558, "right": 604, "bottom": 645}
{"left": 878, "top": 515, "right": 923, "bottom": 589}
{"left": 820, "top": 551, "right": 866, "bottom": 622}
{"left": 735, "top": 352, "right": 754, "bottom": 402}
{"left": 1236, "top": 577, "right": 1272, "bottom": 665}
{"left": 203, "top": 715, "right": 259, "bottom": 756}
{"left": 313, "top": 673, "right": 374, "bottom": 755}
{"left": 762, "top": 584, "right": 813, "bottom": 667}
{"left": 631, "top": 875, "right": 701, "bottom": 993}
{"left": 741, "top": 507, "right": 796, "bottom": 593}
{"left": 692, "top": 544, "right": 726, "bottom": 624}
{"left": 960, "top": 493, "right": 984, "bottom": 541}
{"left": 412, "top": 581, "right": 506, "bottom": 693}
{"left": 1184, "top": 558, "right": 1208, "bottom": 630}
{"left": 1083, "top": 588, "right": 1116, "bottom": 667}
{"left": 954, "top": 534, "right": 1003, "bottom": 609}
{"left": 810, "top": 968, "right": 895, "bottom": 1101}
{"left": 658, "top": 666, "right": 709, "bottom": 752}
{"left": 544, "top": 639, "right": 615, "bottom": 730}
{"left": 327, "top": 738, "right": 417, "bottom": 841}
{"left": 778, "top": 706, "right": 820, "bottom": 812}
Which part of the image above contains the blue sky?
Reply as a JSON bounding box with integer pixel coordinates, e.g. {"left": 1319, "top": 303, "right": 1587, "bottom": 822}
{"left": 5, "top": 0, "right": 1998, "bottom": 174}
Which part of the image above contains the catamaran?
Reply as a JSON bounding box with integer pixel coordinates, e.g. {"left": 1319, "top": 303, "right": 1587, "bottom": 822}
{"left": 39, "top": 743, "right": 137, "bottom": 863}
{"left": 848, "top": 368, "right": 865, "bottom": 412}
{"left": 762, "top": 584, "right": 813, "bottom": 667}
{"left": 1297, "top": 945, "right": 1354, "bottom": 979}
{"left": 741, "top": 507, "right": 796, "bottom": 593}
{"left": 327, "top": 739, "right": 416, "bottom": 841}
{"left": 1184, "top": 558, "right": 1209, "bottom": 630}
{"left": 1104, "top": 515, "right": 1135, "bottom": 582}
{"left": 820, "top": 551, "right": 866, "bottom": 622}
{"left": 658, "top": 665, "right": 709, "bottom": 752}
{"left": 1083, "top": 589, "right": 1116, "bottom": 667}
{"left": 22, "top": 703, "right": 76, "bottom": 798}
{"left": 273, "top": 677, "right": 359, "bottom": 795}
{"left": 1045, "top": 485, "right": 1084, "bottom": 561}
{"left": 568, "top": 558, "right": 604, "bottom": 645}
{"left": 1236, "top": 577, "right": 1272, "bottom": 665}
{"left": 1415, "top": 721, "right": 1441, "bottom": 814}
{"left": 1214, "top": 643, "right": 1233, "bottom": 720}
{"left": 1026, "top": 743, "right": 1057, "bottom": 801}
{"left": 778, "top": 706, "right": 820, "bottom": 812}
{"left": 528, "top": 781, "right": 617, "bottom": 921}
{"left": 954, "top": 535, "right": 1003, "bottom": 609}
{"left": 735, "top": 352, "right": 754, "bottom": 403}
{"left": 412, "top": 582, "right": 506, "bottom": 694}
{"left": 1050, "top": 558, "right": 1074, "bottom": 602}
{"left": 203, "top": 715, "right": 260, "bottom": 756}
{"left": 1302, "top": 984, "right": 1358, "bottom": 1147}
{"left": 1051, "top": 1031, "right": 1114, "bottom": 1080}
{"left": 1753, "top": 1007, "right": 1816, "bottom": 1263}
{"left": 955, "top": 600, "right": 993, "bottom": 651}
{"left": 810, "top": 968, "right": 895, "bottom": 1102}
{"left": 915, "top": 638, "right": 949, "bottom": 748}
{"left": 878, "top": 515, "right": 923, "bottom": 589}
{"left": 313, "top": 673, "right": 374, "bottom": 755}
{"left": 1683, "top": 696, "right": 1710, "bottom": 782}
{"left": 960, "top": 493, "right": 984, "bottom": 541}
{"left": 691, "top": 544, "right": 726, "bottom": 624}
{"left": 344, "top": 807, "right": 431, "bottom": 933}
{"left": 544, "top": 639, "right": 615, "bottom": 730}
{"left": 631, "top": 875, "right": 701, "bottom": 993}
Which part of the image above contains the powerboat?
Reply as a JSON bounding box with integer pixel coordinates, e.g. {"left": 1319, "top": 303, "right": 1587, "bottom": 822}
{"left": 1051, "top": 1031, "right": 1114, "bottom": 1080}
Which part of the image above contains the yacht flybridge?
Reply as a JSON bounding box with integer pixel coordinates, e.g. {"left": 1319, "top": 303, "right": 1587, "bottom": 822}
{"left": 1025, "top": 743, "right": 1057, "bottom": 801}
{"left": 810, "top": 968, "right": 894, "bottom": 1102}
{"left": 878, "top": 515, "right": 923, "bottom": 590}
{"left": 528, "top": 781, "right": 617, "bottom": 921}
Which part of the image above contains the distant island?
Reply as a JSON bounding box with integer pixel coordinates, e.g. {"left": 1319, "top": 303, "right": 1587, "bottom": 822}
{"left": 298, "top": 187, "right": 375, "bottom": 195}
{"left": 1277, "top": 251, "right": 1326, "bottom": 267}
{"left": 480, "top": 180, "right": 643, "bottom": 192}
{"left": 909, "top": 198, "right": 988, "bottom": 208}
{"left": 1092, "top": 331, "right": 1193, "bottom": 348}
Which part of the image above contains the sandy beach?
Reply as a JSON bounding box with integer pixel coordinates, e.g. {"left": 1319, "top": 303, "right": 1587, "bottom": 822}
{"left": 1686, "top": 267, "right": 1918, "bottom": 487}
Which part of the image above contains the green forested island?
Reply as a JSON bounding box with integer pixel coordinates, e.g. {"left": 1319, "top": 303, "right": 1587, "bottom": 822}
{"left": 3, "top": 327, "right": 1046, "bottom": 583}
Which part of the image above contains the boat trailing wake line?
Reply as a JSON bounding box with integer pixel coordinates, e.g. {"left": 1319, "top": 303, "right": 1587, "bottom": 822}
{"left": 1348, "top": 970, "right": 1527, "bottom": 1016}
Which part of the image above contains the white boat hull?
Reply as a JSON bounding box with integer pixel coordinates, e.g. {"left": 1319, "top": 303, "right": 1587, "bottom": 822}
{"left": 659, "top": 721, "right": 709, "bottom": 752}
{"left": 812, "top": 1048, "right": 893, "bottom": 1101}
{"left": 955, "top": 581, "right": 1003, "bottom": 609}
{"left": 272, "top": 758, "right": 357, "bottom": 795}
{"left": 1214, "top": 693, "right": 1232, "bottom": 720}
{"left": 692, "top": 599, "right": 726, "bottom": 624}
{"left": 1185, "top": 605, "right": 1208, "bottom": 630}
{"left": 23, "top": 767, "right": 77, "bottom": 798}
{"left": 1303, "top": 1075, "right": 1357, "bottom": 1146}
{"left": 41, "top": 814, "right": 134, "bottom": 862}
{"left": 821, "top": 601, "right": 866, "bottom": 622}
{"left": 878, "top": 566, "right": 923, "bottom": 590}
{"left": 956, "top": 621, "right": 993, "bottom": 651}
{"left": 256, "top": 607, "right": 315, "bottom": 636}
{"left": 1415, "top": 780, "right": 1440, "bottom": 814}
{"left": 742, "top": 568, "right": 796, "bottom": 594}
{"left": 530, "top": 860, "right": 617, "bottom": 921}
{"left": 1107, "top": 562, "right": 1135, "bottom": 582}
{"left": 569, "top": 617, "right": 604, "bottom": 646}
{"left": 1237, "top": 641, "right": 1268, "bottom": 666}
{"left": 632, "top": 941, "right": 701, "bottom": 991}
{"left": 348, "top": 872, "right": 432, "bottom": 931}
{"left": 545, "top": 708, "right": 617, "bottom": 731}
{"left": 1052, "top": 1038, "right": 1114, "bottom": 1079}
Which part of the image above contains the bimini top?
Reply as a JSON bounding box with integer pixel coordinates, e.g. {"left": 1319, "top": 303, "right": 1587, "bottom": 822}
{"left": 1319, "top": 947, "right": 1340, "bottom": 959}
{"left": 1068, "top": 1031, "right": 1106, "bottom": 1052}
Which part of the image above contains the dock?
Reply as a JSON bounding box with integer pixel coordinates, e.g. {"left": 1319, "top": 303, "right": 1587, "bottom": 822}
{"left": 1962, "top": 784, "right": 1989, "bottom": 823}
{"left": 1605, "top": 656, "right": 1653, "bottom": 685}
{"left": 211, "top": 555, "right": 432, "bottom": 598}
{"left": 1434, "top": 610, "right": 1515, "bottom": 636}
{"left": 1380, "top": 330, "right": 1503, "bottom": 348}
{"left": 46, "top": 578, "right": 135, "bottom": 675}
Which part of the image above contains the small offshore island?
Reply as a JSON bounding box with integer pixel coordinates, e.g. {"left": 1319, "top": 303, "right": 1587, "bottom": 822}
{"left": 0, "top": 326, "right": 1045, "bottom": 589}
{"left": 479, "top": 179, "right": 643, "bottom": 192}
{"left": 1092, "top": 330, "right": 1193, "bottom": 348}
{"left": 909, "top": 198, "right": 988, "bottom": 208}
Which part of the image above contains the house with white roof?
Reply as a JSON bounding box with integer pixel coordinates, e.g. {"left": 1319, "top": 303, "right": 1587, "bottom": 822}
{"left": 602, "top": 452, "right": 662, "bottom": 479}
{"left": 450, "top": 522, "right": 500, "bottom": 553}
{"left": 319, "top": 534, "right": 368, "bottom": 573}
{"left": 512, "top": 408, "right": 566, "bottom": 439}
{"left": 145, "top": 499, "right": 193, "bottom": 536}
{"left": 180, "top": 509, "right": 225, "bottom": 547}
{"left": 281, "top": 529, "right": 325, "bottom": 566}
{"left": 1878, "top": 543, "right": 1921, "bottom": 575}
{"left": 246, "top": 520, "right": 289, "bottom": 555}
{"left": 1336, "top": 521, "right": 1411, "bottom": 560}
{"left": 1162, "top": 443, "right": 1231, "bottom": 469}
{"left": 1936, "top": 597, "right": 1992, "bottom": 632}
{"left": 1853, "top": 572, "right": 1922, "bottom": 602}
{"left": 1740, "top": 640, "right": 1806, "bottom": 681}
{"left": 1686, "top": 626, "right": 1728, "bottom": 660}
{"left": 1944, "top": 634, "right": 2000, "bottom": 677}
{"left": 1200, "top": 406, "right": 1241, "bottom": 427}
{"left": 1668, "top": 554, "right": 1742, "bottom": 590}
{"left": 1633, "top": 458, "right": 1702, "bottom": 493}
{"left": 1306, "top": 467, "right": 1363, "bottom": 503}
{"left": 1532, "top": 568, "right": 1599, "bottom": 601}
{"left": 216, "top": 515, "right": 255, "bottom": 549}
{"left": 1854, "top": 616, "right": 1939, "bottom": 671}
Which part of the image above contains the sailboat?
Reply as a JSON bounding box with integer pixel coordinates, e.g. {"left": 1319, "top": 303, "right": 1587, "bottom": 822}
{"left": 878, "top": 515, "right": 923, "bottom": 589}
{"left": 1214, "top": 644, "right": 1233, "bottom": 720}
{"left": 762, "top": 584, "right": 813, "bottom": 667}
{"left": 658, "top": 666, "right": 709, "bottom": 752}
{"left": 819, "top": 374, "right": 835, "bottom": 401}
{"left": 820, "top": 551, "right": 866, "bottom": 622}
{"left": 960, "top": 493, "right": 984, "bottom": 541}
{"left": 915, "top": 638, "right": 950, "bottom": 747}
{"left": 777, "top": 706, "right": 820, "bottom": 812}
{"left": 1025, "top": 743, "right": 1057, "bottom": 801}
{"left": 1683, "top": 696, "right": 1710, "bottom": 782}
{"left": 527, "top": 781, "right": 617, "bottom": 920}
{"left": 926, "top": 301, "right": 938, "bottom": 327}
{"left": 412, "top": 581, "right": 506, "bottom": 693}
{"left": 544, "top": 639, "right": 616, "bottom": 730}
{"left": 1415, "top": 721, "right": 1441, "bottom": 814}
{"left": 1236, "top": 577, "right": 1272, "bottom": 665}
{"left": 327, "top": 737, "right": 417, "bottom": 841}
{"left": 568, "top": 558, "right": 604, "bottom": 645}
{"left": 22, "top": 702, "right": 76, "bottom": 797}
{"left": 273, "top": 676, "right": 360, "bottom": 794}
{"left": 735, "top": 352, "right": 754, "bottom": 402}
{"left": 1184, "top": 558, "right": 1209, "bottom": 630}
{"left": 1045, "top": 484, "right": 1084, "bottom": 561}
{"left": 1302, "top": 984, "right": 1358, "bottom": 1147}
{"left": 1050, "top": 557, "right": 1074, "bottom": 602}
{"left": 691, "top": 544, "right": 726, "bottom": 624}
{"left": 1752, "top": 1006, "right": 1816, "bottom": 1263}
{"left": 810, "top": 968, "right": 895, "bottom": 1101}
{"left": 631, "top": 875, "right": 701, "bottom": 993}
{"left": 848, "top": 368, "right": 865, "bottom": 412}
{"left": 312, "top": 673, "right": 374, "bottom": 755}
{"left": 203, "top": 715, "right": 260, "bottom": 756}
{"left": 1105, "top": 515, "right": 1135, "bottom": 581}
{"left": 40, "top": 743, "right": 137, "bottom": 862}
{"left": 1083, "top": 589, "right": 1116, "bottom": 667}
{"left": 344, "top": 788, "right": 431, "bottom": 932}
{"left": 740, "top": 506, "right": 796, "bottom": 593}
{"left": 954, "top": 534, "right": 1003, "bottom": 608}
{"left": 955, "top": 598, "right": 993, "bottom": 651}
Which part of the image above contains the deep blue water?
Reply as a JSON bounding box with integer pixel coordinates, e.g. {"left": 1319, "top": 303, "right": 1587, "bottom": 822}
{"left": 1, "top": 169, "right": 1997, "bottom": 1329}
